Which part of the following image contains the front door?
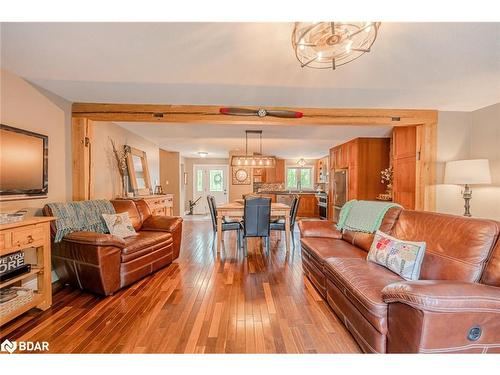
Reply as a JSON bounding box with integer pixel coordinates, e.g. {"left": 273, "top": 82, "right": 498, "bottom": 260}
{"left": 193, "top": 165, "right": 229, "bottom": 214}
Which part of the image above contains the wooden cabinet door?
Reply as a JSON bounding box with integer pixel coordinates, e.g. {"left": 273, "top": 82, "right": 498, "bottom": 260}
{"left": 393, "top": 157, "right": 416, "bottom": 209}
{"left": 264, "top": 166, "right": 275, "bottom": 183}
{"left": 392, "top": 126, "right": 417, "bottom": 209}
{"left": 348, "top": 166, "right": 358, "bottom": 200}
{"left": 297, "top": 195, "right": 318, "bottom": 217}
{"left": 275, "top": 159, "right": 285, "bottom": 183}
{"left": 329, "top": 148, "right": 336, "bottom": 170}
{"left": 393, "top": 126, "right": 417, "bottom": 159}
{"left": 347, "top": 140, "right": 358, "bottom": 168}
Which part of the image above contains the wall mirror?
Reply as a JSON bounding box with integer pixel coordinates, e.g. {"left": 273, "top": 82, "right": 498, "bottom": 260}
{"left": 126, "top": 146, "right": 152, "bottom": 196}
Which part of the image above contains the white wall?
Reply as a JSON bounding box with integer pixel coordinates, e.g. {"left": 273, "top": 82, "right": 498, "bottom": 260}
{"left": 0, "top": 69, "right": 72, "bottom": 215}
{"left": 92, "top": 122, "right": 160, "bottom": 200}
{"left": 436, "top": 103, "right": 500, "bottom": 220}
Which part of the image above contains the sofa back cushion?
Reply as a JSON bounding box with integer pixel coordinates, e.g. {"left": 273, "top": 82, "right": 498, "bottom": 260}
{"left": 342, "top": 206, "right": 402, "bottom": 252}
{"left": 135, "top": 199, "right": 152, "bottom": 223}
{"left": 481, "top": 238, "right": 500, "bottom": 287}
{"left": 111, "top": 200, "right": 143, "bottom": 231}
{"left": 391, "top": 210, "right": 499, "bottom": 282}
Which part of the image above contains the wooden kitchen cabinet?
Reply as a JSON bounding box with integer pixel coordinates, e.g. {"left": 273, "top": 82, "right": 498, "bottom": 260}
{"left": 329, "top": 148, "right": 336, "bottom": 170}
{"left": 392, "top": 126, "right": 417, "bottom": 209}
{"left": 316, "top": 156, "right": 329, "bottom": 183}
{"left": 297, "top": 194, "right": 319, "bottom": 217}
{"left": 275, "top": 159, "right": 285, "bottom": 183}
{"left": 328, "top": 138, "right": 390, "bottom": 219}
{"left": 255, "top": 159, "right": 285, "bottom": 183}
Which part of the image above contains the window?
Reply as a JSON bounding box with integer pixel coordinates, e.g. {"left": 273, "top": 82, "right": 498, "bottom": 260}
{"left": 286, "top": 167, "right": 314, "bottom": 190}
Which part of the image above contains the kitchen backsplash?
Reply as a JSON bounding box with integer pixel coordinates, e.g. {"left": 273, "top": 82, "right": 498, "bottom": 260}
{"left": 254, "top": 182, "right": 328, "bottom": 192}
{"left": 254, "top": 183, "right": 285, "bottom": 192}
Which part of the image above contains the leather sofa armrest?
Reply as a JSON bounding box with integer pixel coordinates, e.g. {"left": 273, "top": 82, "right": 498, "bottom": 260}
{"left": 141, "top": 216, "right": 183, "bottom": 232}
{"left": 298, "top": 220, "right": 342, "bottom": 239}
{"left": 382, "top": 280, "right": 500, "bottom": 313}
{"left": 382, "top": 281, "right": 500, "bottom": 353}
{"left": 63, "top": 231, "right": 126, "bottom": 249}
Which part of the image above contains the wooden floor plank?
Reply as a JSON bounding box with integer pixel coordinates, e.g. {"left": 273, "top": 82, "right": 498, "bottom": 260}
{"left": 0, "top": 219, "right": 360, "bottom": 353}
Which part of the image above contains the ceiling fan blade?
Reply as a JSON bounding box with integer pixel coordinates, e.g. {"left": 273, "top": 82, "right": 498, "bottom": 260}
{"left": 219, "top": 107, "right": 259, "bottom": 116}
{"left": 265, "top": 110, "right": 304, "bottom": 118}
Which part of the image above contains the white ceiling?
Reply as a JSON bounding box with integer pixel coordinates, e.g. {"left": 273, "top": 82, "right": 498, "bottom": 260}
{"left": 1, "top": 22, "right": 499, "bottom": 111}
{"left": 116, "top": 122, "right": 392, "bottom": 158}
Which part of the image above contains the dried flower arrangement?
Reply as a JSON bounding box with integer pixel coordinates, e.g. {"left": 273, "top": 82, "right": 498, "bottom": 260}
{"left": 110, "top": 139, "right": 131, "bottom": 196}
{"left": 380, "top": 165, "right": 393, "bottom": 196}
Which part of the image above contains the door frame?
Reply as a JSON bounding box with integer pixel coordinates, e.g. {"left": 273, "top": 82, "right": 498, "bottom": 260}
{"left": 72, "top": 104, "right": 437, "bottom": 211}
{"left": 192, "top": 164, "right": 230, "bottom": 214}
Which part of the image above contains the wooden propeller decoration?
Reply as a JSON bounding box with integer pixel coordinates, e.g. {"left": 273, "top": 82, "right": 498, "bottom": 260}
{"left": 219, "top": 107, "right": 303, "bottom": 118}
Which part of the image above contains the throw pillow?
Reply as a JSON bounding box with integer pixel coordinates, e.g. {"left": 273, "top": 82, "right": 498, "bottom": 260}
{"left": 367, "top": 230, "right": 426, "bottom": 281}
{"left": 102, "top": 212, "right": 137, "bottom": 238}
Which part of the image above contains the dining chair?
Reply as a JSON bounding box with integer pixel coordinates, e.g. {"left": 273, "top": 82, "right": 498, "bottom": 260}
{"left": 241, "top": 196, "right": 272, "bottom": 255}
{"left": 270, "top": 195, "right": 300, "bottom": 249}
{"left": 207, "top": 195, "right": 242, "bottom": 249}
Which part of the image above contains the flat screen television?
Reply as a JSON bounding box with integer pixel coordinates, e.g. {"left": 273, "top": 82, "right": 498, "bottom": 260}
{"left": 0, "top": 124, "right": 48, "bottom": 199}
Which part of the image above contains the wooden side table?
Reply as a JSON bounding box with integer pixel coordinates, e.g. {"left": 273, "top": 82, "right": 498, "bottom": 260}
{"left": 0, "top": 216, "right": 55, "bottom": 326}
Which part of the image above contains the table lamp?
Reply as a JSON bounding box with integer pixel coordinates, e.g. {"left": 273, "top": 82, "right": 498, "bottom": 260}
{"left": 444, "top": 159, "right": 491, "bottom": 217}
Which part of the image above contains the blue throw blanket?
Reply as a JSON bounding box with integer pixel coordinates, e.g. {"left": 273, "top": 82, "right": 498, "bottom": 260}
{"left": 47, "top": 200, "right": 116, "bottom": 242}
{"left": 336, "top": 199, "right": 401, "bottom": 233}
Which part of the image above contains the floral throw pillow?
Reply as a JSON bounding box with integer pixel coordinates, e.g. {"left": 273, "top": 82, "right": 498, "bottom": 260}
{"left": 367, "top": 230, "right": 426, "bottom": 281}
{"left": 102, "top": 212, "right": 137, "bottom": 238}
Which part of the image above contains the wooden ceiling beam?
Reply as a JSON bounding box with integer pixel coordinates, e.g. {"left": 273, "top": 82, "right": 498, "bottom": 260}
{"left": 72, "top": 103, "right": 437, "bottom": 126}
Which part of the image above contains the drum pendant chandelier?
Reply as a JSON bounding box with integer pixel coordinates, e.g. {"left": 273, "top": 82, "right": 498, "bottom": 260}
{"left": 292, "top": 22, "right": 381, "bottom": 70}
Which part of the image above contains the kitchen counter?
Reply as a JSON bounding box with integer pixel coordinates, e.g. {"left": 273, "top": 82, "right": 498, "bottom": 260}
{"left": 250, "top": 191, "right": 321, "bottom": 218}
{"left": 256, "top": 191, "right": 321, "bottom": 195}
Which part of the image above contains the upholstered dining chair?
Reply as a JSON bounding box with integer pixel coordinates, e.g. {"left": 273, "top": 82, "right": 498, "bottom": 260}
{"left": 207, "top": 195, "right": 242, "bottom": 249}
{"left": 270, "top": 195, "right": 300, "bottom": 249}
{"left": 241, "top": 196, "right": 272, "bottom": 256}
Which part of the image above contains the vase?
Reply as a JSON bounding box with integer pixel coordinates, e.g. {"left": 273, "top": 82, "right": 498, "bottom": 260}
{"left": 122, "top": 175, "right": 129, "bottom": 197}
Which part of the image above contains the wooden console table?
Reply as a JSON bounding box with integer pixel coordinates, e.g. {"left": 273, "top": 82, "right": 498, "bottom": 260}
{"left": 118, "top": 194, "right": 174, "bottom": 216}
{"left": 0, "top": 216, "right": 55, "bottom": 326}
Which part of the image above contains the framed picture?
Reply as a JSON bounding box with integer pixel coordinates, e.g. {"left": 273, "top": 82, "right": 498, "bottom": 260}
{"left": 232, "top": 167, "right": 251, "bottom": 185}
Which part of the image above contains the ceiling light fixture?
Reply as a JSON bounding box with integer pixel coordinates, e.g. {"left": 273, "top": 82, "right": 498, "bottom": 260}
{"left": 230, "top": 130, "right": 276, "bottom": 168}
{"left": 197, "top": 152, "right": 208, "bottom": 158}
{"left": 297, "top": 158, "right": 307, "bottom": 167}
{"left": 292, "top": 22, "right": 380, "bottom": 70}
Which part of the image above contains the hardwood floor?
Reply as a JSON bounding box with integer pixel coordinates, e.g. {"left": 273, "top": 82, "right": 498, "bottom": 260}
{"left": 0, "top": 219, "right": 360, "bottom": 353}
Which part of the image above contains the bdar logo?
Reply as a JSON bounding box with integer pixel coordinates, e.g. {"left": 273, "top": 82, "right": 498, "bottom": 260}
{"left": 1, "top": 339, "right": 17, "bottom": 354}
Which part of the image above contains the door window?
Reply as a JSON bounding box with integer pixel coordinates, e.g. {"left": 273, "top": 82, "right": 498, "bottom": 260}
{"left": 209, "top": 170, "right": 224, "bottom": 192}
{"left": 196, "top": 169, "right": 204, "bottom": 192}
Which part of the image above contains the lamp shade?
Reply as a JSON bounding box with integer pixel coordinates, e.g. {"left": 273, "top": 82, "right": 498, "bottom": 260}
{"left": 444, "top": 159, "right": 492, "bottom": 185}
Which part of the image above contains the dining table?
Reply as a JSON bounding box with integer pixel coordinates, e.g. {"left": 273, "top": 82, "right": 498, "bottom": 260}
{"left": 216, "top": 201, "right": 292, "bottom": 254}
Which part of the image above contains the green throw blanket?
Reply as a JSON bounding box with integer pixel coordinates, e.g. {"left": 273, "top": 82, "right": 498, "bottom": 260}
{"left": 336, "top": 199, "right": 401, "bottom": 233}
{"left": 47, "top": 200, "right": 116, "bottom": 242}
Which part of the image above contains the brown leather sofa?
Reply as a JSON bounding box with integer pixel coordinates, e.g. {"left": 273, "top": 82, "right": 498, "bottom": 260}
{"left": 299, "top": 208, "right": 500, "bottom": 353}
{"left": 43, "top": 199, "right": 183, "bottom": 296}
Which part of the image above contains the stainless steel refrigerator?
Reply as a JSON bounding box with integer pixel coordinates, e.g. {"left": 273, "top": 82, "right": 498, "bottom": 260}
{"left": 333, "top": 169, "right": 348, "bottom": 222}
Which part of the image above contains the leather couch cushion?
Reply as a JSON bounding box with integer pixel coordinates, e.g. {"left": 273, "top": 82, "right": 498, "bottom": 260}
{"left": 342, "top": 206, "right": 403, "bottom": 252}
{"left": 301, "top": 237, "right": 367, "bottom": 262}
{"left": 482, "top": 238, "right": 500, "bottom": 287}
{"left": 324, "top": 258, "right": 403, "bottom": 334}
{"left": 111, "top": 200, "right": 143, "bottom": 231}
{"left": 391, "top": 210, "right": 499, "bottom": 282}
{"left": 121, "top": 231, "right": 173, "bottom": 262}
